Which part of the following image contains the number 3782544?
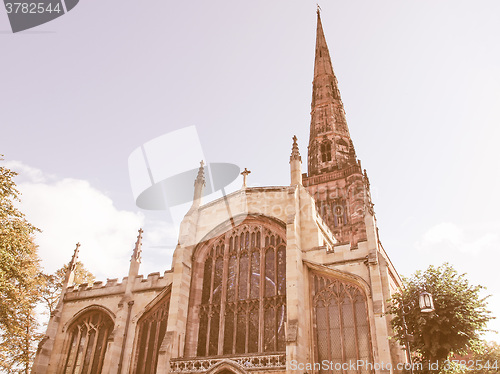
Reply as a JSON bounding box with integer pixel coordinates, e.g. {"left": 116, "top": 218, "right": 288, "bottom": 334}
{"left": 5, "top": 2, "right": 62, "bottom": 14}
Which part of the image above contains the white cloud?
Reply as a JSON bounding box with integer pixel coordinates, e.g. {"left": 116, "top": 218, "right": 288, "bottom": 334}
{"left": 413, "top": 221, "right": 500, "bottom": 342}
{"left": 3, "top": 160, "right": 56, "bottom": 184}
{"left": 8, "top": 162, "right": 148, "bottom": 280}
{"left": 2, "top": 160, "right": 186, "bottom": 286}
{"left": 139, "top": 216, "right": 178, "bottom": 274}
{"left": 415, "top": 222, "right": 498, "bottom": 255}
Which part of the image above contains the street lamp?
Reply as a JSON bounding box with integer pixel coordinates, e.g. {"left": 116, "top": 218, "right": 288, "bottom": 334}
{"left": 402, "top": 309, "right": 414, "bottom": 374}
{"left": 402, "top": 291, "right": 435, "bottom": 374}
{"left": 419, "top": 291, "right": 435, "bottom": 313}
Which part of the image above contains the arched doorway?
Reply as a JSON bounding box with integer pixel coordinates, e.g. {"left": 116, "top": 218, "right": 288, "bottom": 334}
{"left": 205, "top": 360, "right": 248, "bottom": 374}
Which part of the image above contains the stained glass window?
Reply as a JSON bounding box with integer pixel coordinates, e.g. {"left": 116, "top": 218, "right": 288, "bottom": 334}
{"left": 312, "top": 274, "right": 373, "bottom": 374}
{"left": 195, "top": 223, "right": 286, "bottom": 356}
{"left": 133, "top": 292, "right": 170, "bottom": 374}
{"left": 63, "top": 310, "right": 113, "bottom": 374}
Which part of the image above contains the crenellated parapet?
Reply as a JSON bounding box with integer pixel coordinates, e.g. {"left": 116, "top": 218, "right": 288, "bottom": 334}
{"left": 64, "top": 270, "right": 173, "bottom": 301}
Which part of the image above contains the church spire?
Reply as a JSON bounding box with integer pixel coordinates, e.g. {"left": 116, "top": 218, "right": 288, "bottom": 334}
{"left": 303, "top": 11, "right": 367, "bottom": 248}
{"left": 308, "top": 11, "right": 355, "bottom": 176}
{"left": 313, "top": 9, "right": 334, "bottom": 80}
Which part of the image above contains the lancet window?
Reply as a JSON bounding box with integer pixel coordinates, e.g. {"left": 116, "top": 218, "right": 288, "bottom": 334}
{"left": 194, "top": 222, "right": 286, "bottom": 357}
{"left": 133, "top": 291, "right": 171, "bottom": 374}
{"left": 312, "top": 273, "right": 373, "bottom": 374}
{"left": 319, "top": 200, "right": 347, "bottom": 229}
{"left": 332, "top": 200, "right": 347, "bottom": 227}
{"left": 63, "top": 309, "right": 114, "bottom": 374}
{"left": 321, "top": 141, "right": 332, "bottom": 162}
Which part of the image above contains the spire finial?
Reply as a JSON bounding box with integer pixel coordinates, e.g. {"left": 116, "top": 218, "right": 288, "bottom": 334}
{"left": 290, "top": 136, "right": 303, "bottom": 185}
{"left": 348, "top": 139, "right": 357, "bottom": 161}
{"left": 63, "top": 242, "right": 81, "bottom": 289}
{"left": 317, "top": 3, "right": 322, "bottom": 14}
{"left": 191, "top": 161, "right": 206, "bottom": 208}
{"left": 241, "top": 168, "right": 251, "bottom": 188}
{"left": 290, "top": 135, "right": 302, "bottom": 162}
{"left": 195, "top": 160, "right": 206, "bottom": 186}
{"left": 69, "top": 242, "right": 80, "bottom": 271}
{"left": 132, "top": 228, "right": 143, "bottom": 262}
{"left": 73, "top": 242, "right": 80, "bottom": 258}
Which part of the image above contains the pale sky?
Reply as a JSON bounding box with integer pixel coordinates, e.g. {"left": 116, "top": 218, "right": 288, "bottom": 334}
{"left": 1, "top": 1, "right": 499, "bottom": 341}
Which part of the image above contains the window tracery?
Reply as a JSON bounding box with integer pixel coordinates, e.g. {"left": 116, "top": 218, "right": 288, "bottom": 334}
{"left": 321, "top": 141, "right": 332, "bottom": 163}
{"left": 133, "top": 292, "right": 171, "bottom": 374}
{"left": 194, "top": 222, "right": 286, "bottom": 357}
{"left": 319, "top": 199, "right": 348, "bottom": 229}
{"left": 312, "top": 274, "right": 372, "bottom": 374}
{"left": 63, "top": 309, "right": 114, "bottom": 374}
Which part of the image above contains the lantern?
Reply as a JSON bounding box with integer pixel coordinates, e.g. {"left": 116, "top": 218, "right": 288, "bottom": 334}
{"left": 419, "top": 291, "right": 434, "bottom": 313}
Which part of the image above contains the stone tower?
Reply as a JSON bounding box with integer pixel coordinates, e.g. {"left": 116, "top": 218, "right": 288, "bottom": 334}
{"left": 304, "top": 10, "right": 371, "bottom": 249}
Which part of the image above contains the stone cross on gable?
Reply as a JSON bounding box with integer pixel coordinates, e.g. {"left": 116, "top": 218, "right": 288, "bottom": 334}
{"left": 241, "top": 168, "right": 251, "bottom": 188}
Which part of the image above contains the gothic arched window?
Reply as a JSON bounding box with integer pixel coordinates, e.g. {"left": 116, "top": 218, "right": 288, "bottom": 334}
{"left": 133, "top": 291, "right": 171, "bottom": 374}
{"left": 63, "top": 309, "right": 114, "bottom": 374}
{"left": 312, "top": 274, "right": 373, "bottom": 374}
{"left": 321, "top": 141, "right": 332, "bottom": 163}
{"left": 335, "top": 206, "right": 343, "bottom": 226}
{"left": 332, "top": 200, "right": 347, "bottom": 227}
{"left": 193, "top": 220, "right": 286, "bottom": 357}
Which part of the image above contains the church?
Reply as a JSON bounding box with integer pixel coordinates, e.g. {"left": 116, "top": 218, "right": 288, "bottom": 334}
{"left": 33, "top": 11, "right": 405, "bottom": 374}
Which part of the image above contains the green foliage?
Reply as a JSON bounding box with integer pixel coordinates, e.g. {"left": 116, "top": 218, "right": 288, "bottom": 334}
{"left": 440, "top": 341, "right": 500, "bottom": 374}
{"left": 0, "top": 157, "right": 42, "bottom": 373}
{"left": 0, "top": 158, "right": 96, "bottom": 372}
{"left": 40, "top": 261, "right": 95, "bottom": 315}
{"left": 470, "top": 341, "right": 500, "bottom": 374}
{"left": 0, "top": 274, "right": 43, "bottom": 373}
{"left": 388, "top": 263, "right": 493, "bottom": 370}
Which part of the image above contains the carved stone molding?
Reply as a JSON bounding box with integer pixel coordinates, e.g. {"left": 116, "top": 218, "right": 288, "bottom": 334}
{"left": 170, "top": 354, "right": 286, "bottom": 373}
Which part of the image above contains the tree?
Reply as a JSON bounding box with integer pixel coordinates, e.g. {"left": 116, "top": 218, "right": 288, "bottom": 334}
{"left": 0, "top": 159, "right": 96, "bottom": 372}
{"left": 39, "top": 261, "right": 95, "bottom": 315}
{"left": 0, "top": 158, "right": 42, "bottom": 373}
{"left": 472, "top": 341, "right": 500, "bottom": 374}
{"left": 443, "top": 341, "right": 500, "bottom": 374}
{"left": 388, "top": 263, "right": 493, "bottom": 372}
{"left": 0, "top": 265, "right": 43, "bottom": 373}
